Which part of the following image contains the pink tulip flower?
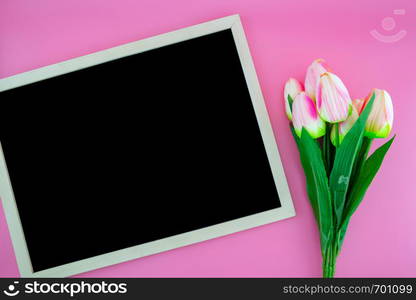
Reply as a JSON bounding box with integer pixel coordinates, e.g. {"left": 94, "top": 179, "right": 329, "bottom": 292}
{"left": 352, "top": 98, "right": 365, "bottom": 113}
{"left": 330, "top": 104, "right": 359, "bottom": 146}
{"left": 305, "top": 59, "right": 330, "bottom": 100}
{"left": 316, "top": 72, "right": 352, "bottom": 123}
{"left": 292, "top": 92, "right": 326, "bottom": 138}
{"left": 362, "top": 89, "right": 394, "bottom": 138}
{"left": 284, "top": 78, "right": 303, "bottom": 120}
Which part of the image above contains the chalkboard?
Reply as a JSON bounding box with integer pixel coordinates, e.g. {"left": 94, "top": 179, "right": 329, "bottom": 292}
{"left": 0, "top": 15, "right": 294, "bottom": 277}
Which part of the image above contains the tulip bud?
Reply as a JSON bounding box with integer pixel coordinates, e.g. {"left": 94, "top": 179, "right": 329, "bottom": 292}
{"left": 330, "top": 104, "right": 359, "bottom": 146}
{"left": 292, "top": 92, "right": 326, "bottom": 138}
{"left": 352, "top": 98, "right": 365, "bottom": 114}
{"left": 284, "top": 78, "right": 303, "bottom": 120}
{"left": 316, "top": 72, "right": 352, "bottom": 123}
{"left": 362, "top": 89, "right": 394, "bottom": 138}
{"left": 305, "top": 59, "right": 330, "bottom": 100}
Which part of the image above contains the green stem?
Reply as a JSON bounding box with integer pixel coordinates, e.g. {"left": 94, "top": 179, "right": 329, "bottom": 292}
{"left": 323, "top": 248, "right": 332, "bottom": 277}
{"left": 322, "top": 249, "right": 329, "bottom": 277}
{"left": 323, "top": 123, "right": 333, "bottom": 176}
{"left": 323, "top": 242, "right": 337, "bottom": 278}
{"left": 335, "top": 123, "right": 340, "bottom": 147}
{"left": 331, "top": 240, "right": 337, "bottom": 277}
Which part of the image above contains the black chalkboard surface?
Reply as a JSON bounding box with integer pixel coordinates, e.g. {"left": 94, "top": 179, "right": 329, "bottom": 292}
{"left": 0, "top": 27, "right": 282, "bottom": 273}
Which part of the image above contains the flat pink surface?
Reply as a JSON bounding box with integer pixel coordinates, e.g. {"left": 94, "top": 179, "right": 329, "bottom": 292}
{"left": 0, "top": 0, "right": 415, "bottom": 277}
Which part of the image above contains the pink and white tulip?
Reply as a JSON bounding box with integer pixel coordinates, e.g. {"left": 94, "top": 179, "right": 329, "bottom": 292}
{"left": 305, "top": 59, "right": 330, "bottom": 100}
{"left": 284, "top": 78, "right": 303, "bottom": 120}
{"left": 316, "top": 72, "right": 352, "bottom": 123}
{"left": 330, "top": 104, "right": 359, "bottom": 146}
{"left": 352, "top": 98, "right": 365, "bottom": 113}
{"left": 362, "top": 89, "right": 394, "bottom": 138}
{"left": 292, "top": 92, "right": 326, "bottom": 138}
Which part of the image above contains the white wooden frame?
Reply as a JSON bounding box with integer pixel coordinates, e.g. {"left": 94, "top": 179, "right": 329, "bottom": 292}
{"left": 0, "top": 14, "right": 295, "bottom": 277}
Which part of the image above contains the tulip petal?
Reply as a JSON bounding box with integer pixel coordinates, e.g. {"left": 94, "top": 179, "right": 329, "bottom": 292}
{"left": 316, "top": 72, "right": 352, "bottom": 123}
{"left": 330, "top": 105, "right": 359, "bottom": 146}
{"left": 305, "top": 59, "right": 330, "bottom": 100}
{"left": 352, "top": 98, "right": 365, "bottom": 114}
{"left": 292, "top": 92, "right": 326, "bottom": 138}
{"left": 363, "top": 89, "right": 394, "bottom": 138}
{"left": 284, "top": 78, "right": 303, "bottom": 120}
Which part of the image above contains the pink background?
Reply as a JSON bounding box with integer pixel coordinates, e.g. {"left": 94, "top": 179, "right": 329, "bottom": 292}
{"left": 0, "top": 0, "right": 415, "bottom": 277}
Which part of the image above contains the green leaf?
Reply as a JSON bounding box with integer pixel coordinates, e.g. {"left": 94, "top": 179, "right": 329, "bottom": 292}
{"left": 288, "top": 94, "right": 294, "bottom": 112}
{"left": 291, "top": 127, "right": 319, "bottom": 221}
{"left": 291, "top": 127, "right": 333, "bottom": 253}
{"left": 329, "top": 94, "right": 375, "bottom": 228}
{"left": 346, "top": 137, "right": 373, "bottom": 205}
{"left": 337, "top": 135, "right": 395, "bottom": 250}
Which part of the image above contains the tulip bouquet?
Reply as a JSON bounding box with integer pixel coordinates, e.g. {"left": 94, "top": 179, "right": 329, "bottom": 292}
{"left": 284, "top": 59, "right": 395, "bottom": 277}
